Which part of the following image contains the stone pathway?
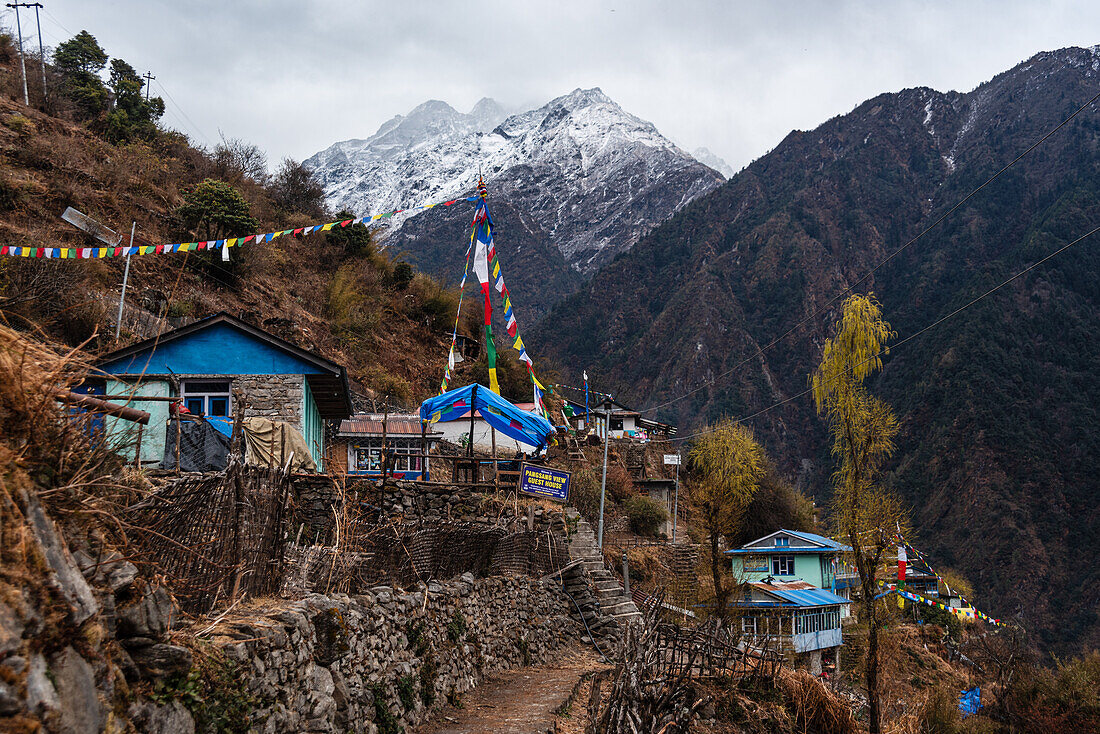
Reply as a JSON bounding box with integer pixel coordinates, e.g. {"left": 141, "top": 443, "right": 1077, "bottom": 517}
{"left": 415, "top": 646, "right": 604, "bottom": 734}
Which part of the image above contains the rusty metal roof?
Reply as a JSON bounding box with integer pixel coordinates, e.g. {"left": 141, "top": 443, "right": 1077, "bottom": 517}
{"left": 337, "top": 414, "right": 439, "bottom": 436}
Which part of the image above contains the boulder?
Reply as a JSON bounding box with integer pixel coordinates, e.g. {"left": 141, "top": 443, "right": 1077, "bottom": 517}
{"left": 129, "top": 700, "right": 196, "bottom": 734}
{"left": 0, "top": 599, "right": 24, "bottom": 656}
{"left": 26, "top": 496, "right": 97, "bottom": 624}
{"left": 49, "top": 647, "right": 104, "bottom": 734}
{"left": 26, "top": 653, "right": 58, "bottom": 718}
{"left": 128, "top": 643, "right": 194, "bottom": 679}
{"left": 117, "top": 586, "right": 175, "bottom": 640}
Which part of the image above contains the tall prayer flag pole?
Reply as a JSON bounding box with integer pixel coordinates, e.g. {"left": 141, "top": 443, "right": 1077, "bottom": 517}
{"left": 584, "top": 370, "right": 589, "bottom": 428}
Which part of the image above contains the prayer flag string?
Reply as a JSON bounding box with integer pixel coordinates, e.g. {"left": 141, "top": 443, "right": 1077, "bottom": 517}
{"left": 4, "top": 196, "right": 481, "bottom": 260}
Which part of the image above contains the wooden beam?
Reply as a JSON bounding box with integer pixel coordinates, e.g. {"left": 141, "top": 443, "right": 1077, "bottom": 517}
{"left": 54, "top": 389, "right": 150, "bottom": 424}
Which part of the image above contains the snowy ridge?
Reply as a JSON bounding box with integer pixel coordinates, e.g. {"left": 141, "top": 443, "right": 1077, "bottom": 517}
{"left": 305, "top": 88, "right": 724, "bottom": 274}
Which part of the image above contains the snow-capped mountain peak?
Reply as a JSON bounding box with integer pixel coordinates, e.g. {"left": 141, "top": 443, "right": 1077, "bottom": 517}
{"left": 692, "top": 147, "right": 733, "bottom": 178}
{"left": 304, "top": 89, "right": 724, "bottom": 280}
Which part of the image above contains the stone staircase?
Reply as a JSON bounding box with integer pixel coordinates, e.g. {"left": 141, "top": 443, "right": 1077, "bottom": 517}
{"left": 564, "top": 509, "right": 641, "bottom": 625}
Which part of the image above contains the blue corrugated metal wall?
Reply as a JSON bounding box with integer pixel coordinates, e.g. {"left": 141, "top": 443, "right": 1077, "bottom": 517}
{"left": 99, "top": 322, "right": 327, "bottom": 376}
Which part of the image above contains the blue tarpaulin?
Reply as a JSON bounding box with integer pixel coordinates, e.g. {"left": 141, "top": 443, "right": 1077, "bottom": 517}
{"left": 959, "top": 687, "right": 982, "bottom": 717}
{"left": 420, "top": 384, "right": 555, "bottom": 450}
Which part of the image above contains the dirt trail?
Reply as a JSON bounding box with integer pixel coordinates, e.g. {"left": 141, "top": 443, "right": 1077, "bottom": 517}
{"left": 416, "top": 646, "right": 606, "bottom": 734}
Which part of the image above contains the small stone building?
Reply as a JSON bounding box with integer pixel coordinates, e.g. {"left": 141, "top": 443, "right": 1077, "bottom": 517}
{"left": 86, "top": 312, "right": 351, "bottom": 470}
{"left": 327, "top": 414, "right": 442, "bottom": 480}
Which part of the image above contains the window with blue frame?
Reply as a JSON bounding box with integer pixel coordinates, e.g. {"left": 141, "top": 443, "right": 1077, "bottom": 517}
{"left": 775, "top": 536, "right": 790, "bottom": 546}
{"left": 772, "top": 555, "right": 795, "bottom": 575}
{"left": 182, "top": 380, "right": 231, "bottom": 417}
{"left": 351, "top": 440, "right": 422, "bottom": 473}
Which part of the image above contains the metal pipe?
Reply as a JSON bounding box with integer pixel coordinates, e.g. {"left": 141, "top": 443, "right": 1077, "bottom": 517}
{"left": 672, "top": 458, "right": 680, "bottom": 543}
{"left": 597, "top": 398, "right": 611, "bottom": 551}
{"left": 622, "top": 552, "right": 630, "bottom": 596}
{"left": 115, "top": 222, "right": 135, "bottom": 342}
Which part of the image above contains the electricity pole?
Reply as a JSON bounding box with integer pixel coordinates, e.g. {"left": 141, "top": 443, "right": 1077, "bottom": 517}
{"left": 596, "top": 396, "right": 613, "bottom": 551}
{"left": 6, "top": 3, "right": 44, "bottom": 104}
{"left": 6, "top": 2, "right": 29, "bottom": 105}
{"left": 143, "top": 71, "right": 154, "bottom": 101}
{"left": 31, "top": 3, "right": 44, "bottom": 100}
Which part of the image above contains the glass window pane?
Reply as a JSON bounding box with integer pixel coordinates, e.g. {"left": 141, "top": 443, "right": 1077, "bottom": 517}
{"left": 186, "top": 398, "right": 203, "bottom": 414}
{"left": 209, "top": 397, "right": 229, "bottom": 416}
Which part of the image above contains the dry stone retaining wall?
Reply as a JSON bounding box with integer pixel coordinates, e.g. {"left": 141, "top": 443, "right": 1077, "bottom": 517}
{"left": 216, "top": 574, "right": 578, "bottom": 733}
{"left": 291, "top": 478, "right": 570, "bottom": 545}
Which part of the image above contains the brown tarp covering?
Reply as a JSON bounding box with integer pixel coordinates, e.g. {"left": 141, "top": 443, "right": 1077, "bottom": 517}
{"left": 242, "top": 417, "right": 317, "bottom": 472}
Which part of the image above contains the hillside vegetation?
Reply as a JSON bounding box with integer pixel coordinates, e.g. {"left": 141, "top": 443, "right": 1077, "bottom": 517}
{"left": 0, "top": 29, "right": 465, "bottom": 406}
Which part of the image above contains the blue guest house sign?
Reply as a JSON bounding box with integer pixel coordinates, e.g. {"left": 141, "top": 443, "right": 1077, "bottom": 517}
{"left": 519, "top": 464, "right": 571, "bottom": 502}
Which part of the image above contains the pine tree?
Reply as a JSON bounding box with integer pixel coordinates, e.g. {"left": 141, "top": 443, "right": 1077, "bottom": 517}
{"left": 53, "top": 31, "right": 108, "bottom": 117}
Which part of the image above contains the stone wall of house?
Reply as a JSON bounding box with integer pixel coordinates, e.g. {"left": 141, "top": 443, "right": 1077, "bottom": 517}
{"left": 216, "top": 575, "right": 578, "bottom": 733}
{"left": 290, "top": 478, "right": 570, "bottom": 545}
{"left": 232, "top": 373, "right": 304, "bottom": 428}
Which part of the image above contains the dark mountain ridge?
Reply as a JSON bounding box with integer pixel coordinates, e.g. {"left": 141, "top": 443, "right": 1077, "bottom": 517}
{"left": 534, "top": 46, "right": 1100, "bottom": 654}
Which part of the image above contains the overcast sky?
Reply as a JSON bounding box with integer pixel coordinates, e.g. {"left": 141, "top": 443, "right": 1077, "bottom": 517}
{"left": 17, "top": 1, "right": 1100, "bottom": 174}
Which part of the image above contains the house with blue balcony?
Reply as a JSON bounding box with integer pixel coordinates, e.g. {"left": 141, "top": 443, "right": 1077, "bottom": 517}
{"left": 84, "top": 312, "right": 351, "bottom": 470}
{"left": 734, "top": 580, "right": 851, "bottom": 674}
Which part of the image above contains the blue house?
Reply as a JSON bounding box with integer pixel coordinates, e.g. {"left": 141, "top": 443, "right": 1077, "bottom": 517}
{"left": 86, "top": 312, "right": 351, "bottom": 470}
{"left": 727, "top": 529, "right": 852, "bottom": 591}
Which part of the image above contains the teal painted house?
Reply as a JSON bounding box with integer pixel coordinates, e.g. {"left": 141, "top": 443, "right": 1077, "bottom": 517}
{"left": 728, "top": 530, "right": 854, "bottom": 674}
{"left": 727, "top": 529, "right": 852, "bottom": 590}
{"left": 88, "top": 312, "right": 351, "bottom": 470}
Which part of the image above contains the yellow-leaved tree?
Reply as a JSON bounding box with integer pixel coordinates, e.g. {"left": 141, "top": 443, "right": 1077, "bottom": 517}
{"left": 812, "top": 293, "right": 908, "bottom": 734}
{"left": 688, "top": 420, "right": 766, "bottom": 619}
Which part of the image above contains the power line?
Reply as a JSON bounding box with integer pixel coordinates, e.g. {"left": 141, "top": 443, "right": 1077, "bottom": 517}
{"left": 153, "top": 79, "right": 213, "bottom": 147}
{"left": 40, "top": 5, "right": 68, "bottom": 36}
{"left": 668, "top": 222, "right": 1100, "bottom": 444}
{"left": 641, "top": 87, "right": 1100, "bottom": 416}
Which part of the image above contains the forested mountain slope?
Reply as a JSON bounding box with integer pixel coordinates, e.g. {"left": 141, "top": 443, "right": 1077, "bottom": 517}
{"left": 535, "top": 46, "right": 1100, "bottom": 654}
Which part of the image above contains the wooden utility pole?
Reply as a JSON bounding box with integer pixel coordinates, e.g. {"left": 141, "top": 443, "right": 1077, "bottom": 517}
{"left": 143, "top": 70, "right": 155, "bottom": 101}
{"left": 491, "top": 425, "right": 498, "bottom": 490}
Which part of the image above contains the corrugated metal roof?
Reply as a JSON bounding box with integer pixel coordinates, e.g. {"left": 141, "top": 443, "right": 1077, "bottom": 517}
{"left": 726, "top": 528, "right": 852, "bottom": 554}
{"left": 338, "top": 414, "right": 434, "bottom": 436}
{"left": 759, "top": 586, "right": 851, "bottom": 607}
{"left": 785, "top": 530, "right": 852, "bottom": 551}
